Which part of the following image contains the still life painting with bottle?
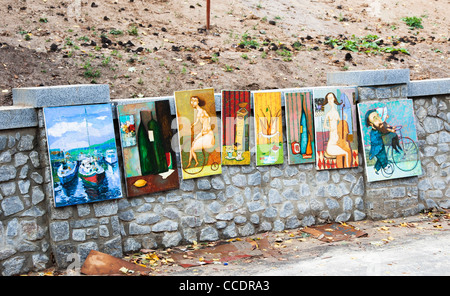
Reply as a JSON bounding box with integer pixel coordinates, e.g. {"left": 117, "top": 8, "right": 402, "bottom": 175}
{"left": 117, "top": 100, "right": 179, "bottom": 197}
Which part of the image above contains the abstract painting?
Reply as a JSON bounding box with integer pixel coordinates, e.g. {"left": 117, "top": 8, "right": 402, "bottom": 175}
{"left": 174, "top": 88, "right": 222, "bottom": 179}
{"left": 221, "top": 90, "right": 251, "bottom": 165}
{"left": 313, "top": 87, "right": 359, "bottom": 170}
{"left": 117, "top": 100, "right": 179, "bottom": 197}
{"left": 284, "top": 91, "right": 315, "bottom": 164}
{"left": 254, "top": 91, "right": 284, "bottom": 166}
{"left": 357, "top": 99, "right": 422, "bottom": 182}
{"left": 43, "top": 103, "right": 123, "bottom": 207}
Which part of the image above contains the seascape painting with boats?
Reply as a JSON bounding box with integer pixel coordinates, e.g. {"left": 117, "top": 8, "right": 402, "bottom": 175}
{"left": 43, "top": 103, "right": 123, "bottom": 207}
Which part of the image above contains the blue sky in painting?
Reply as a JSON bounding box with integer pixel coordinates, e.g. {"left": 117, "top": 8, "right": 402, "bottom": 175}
{"left": 44, "top": 104, "right": 115, "bottom": 152}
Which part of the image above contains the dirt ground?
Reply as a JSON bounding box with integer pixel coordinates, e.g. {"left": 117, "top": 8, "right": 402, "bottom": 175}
{"left": 0, "top": 0, "right": 448, "bottom": 106}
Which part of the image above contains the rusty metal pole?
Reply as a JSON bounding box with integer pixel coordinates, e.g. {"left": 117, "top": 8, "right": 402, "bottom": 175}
{"left": 206, "top": 0, "right": 210, "bottom": 30}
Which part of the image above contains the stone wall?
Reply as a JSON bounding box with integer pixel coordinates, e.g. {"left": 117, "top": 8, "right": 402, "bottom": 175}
{"left": 0, "top": 70, "right": 449, "bottom": 275}
{"left": 0, "top": 119, "right": 50, "bottom": 276}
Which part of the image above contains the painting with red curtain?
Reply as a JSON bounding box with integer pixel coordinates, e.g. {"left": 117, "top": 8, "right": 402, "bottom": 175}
{"left": 221, "top": 90, "right": 251, "bottom": 165}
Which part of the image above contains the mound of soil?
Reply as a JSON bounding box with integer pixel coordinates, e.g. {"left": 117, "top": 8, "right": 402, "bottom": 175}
{"left": 0, "top": 0, "right": 448, "bottom": 105}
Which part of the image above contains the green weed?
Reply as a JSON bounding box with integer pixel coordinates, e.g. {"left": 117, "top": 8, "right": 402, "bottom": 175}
{"left": 401, "top": 16, "right": 423, "bottom": 29}
{"left": 325, "top": 34, "right": 410, "bottom": 55}
{"left": 276, "top": 49, "right": 292, "bottom": 61}
{"left": 110, "top": 29, "right": 124, "bottom": 35}
{"left": 239, "top": 31, "right": 259, "bottom": 49}
{"left": 128, "top": 25, "right": 138, "bottom": 36}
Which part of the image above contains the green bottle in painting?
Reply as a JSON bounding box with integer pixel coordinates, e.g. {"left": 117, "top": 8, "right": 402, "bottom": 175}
{"left": 137, "top": 111, "right": 157, "bottom": 175}
{"left": 147, "top": 112, "right": 168, "bottom": 174}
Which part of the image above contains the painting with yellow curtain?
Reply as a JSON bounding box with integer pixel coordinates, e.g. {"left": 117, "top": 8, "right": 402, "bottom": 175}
{"left": 254, "top": 91, "right": 284, "bottom": 166}
{"left": 174, "top": 88, "right": 222, "bottom": 179}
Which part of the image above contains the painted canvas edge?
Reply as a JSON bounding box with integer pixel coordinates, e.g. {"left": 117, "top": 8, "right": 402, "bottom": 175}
{"left": 356, "top": 102, "right": 372, "bottom": 182}
{"left": 42, "top": 106, "right": 58, "bottom": 207}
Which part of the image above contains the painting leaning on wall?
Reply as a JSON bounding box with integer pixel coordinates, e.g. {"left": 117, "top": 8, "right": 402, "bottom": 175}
{"left": 43, "top": 103, "right": 123, "bottom": 207}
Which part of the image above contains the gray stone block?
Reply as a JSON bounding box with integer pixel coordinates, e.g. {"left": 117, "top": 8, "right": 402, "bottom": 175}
{"left": 0, "top": 107, "right": 38, "bottom": 130}
{"left": 327, "top": 69, "right": 410, "bottom": 86}
{"left": 200, "top": 226, "right": 219, "bottom": 241}
{"left": 1, "top": 196, "right": 24, "bottom": 216}
{"left": 408, "top": 78, "right": 450, "bottom": 97}
{"left": 49, "top": 221, "right": 69, "bottom": 242}
{"left": 12, "top": 84, "right": 110, "bottom": 108}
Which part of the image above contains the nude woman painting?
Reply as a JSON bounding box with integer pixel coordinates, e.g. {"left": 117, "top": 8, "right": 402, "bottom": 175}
{"left": 314, "top": 88, "right": 359, "bottom": 170}
{"left": 174, "top": 88, "right": 222, "bottom": 179}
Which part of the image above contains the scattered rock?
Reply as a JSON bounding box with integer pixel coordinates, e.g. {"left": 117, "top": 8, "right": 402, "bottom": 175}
{"left": 49, "top": 43, "right": 58, "bottom": 52}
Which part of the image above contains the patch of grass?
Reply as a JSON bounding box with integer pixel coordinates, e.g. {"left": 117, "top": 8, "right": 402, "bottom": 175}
{"left": 401, "top": 16, "right": 423, "bottom": 29}
{"left": 128, "top": 25, "right": 138, "bottom": 36}
{"left": 239, "top": 31, "right": 259, "bottom": 49}
{"left": 224, "top": 64, "right": 234, "bottom": 72}
{"left": 65, "top": 37, "right": 74, "bottom": 46}
{"left": 78, "top": 36, "right": 90, "bottom": 42}
{"left": 110, "top": 29, "right": 123, "bottom": 35}
{"left": 39, "top": 17, "right": 48, "bottom": 23}
{"left": 18, "top": 28, "right": 28, "bottom": 35}
{"left": 211, "top": 53, "right": 219, "bottom": 63}
{"left": 292, "top": 41, "right": 303, "bottom": 50}
{"left": 101, "top": 56, "right": 111, "bottom": 66}
{"left": 325, "top": 34, "right": 410, "bottom": 55}
{"left": 276, "top": 49, "right": 292, "bottom": 61}
{"left": 82, "top": 60, "right": 101, "bottom": 79}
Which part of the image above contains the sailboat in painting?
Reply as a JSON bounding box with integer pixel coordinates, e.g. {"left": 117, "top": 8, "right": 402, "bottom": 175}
{"left": 57, "top": 159, "right": 78, "bottom": 185}
{"left": 104, "top": 149, "right": 118, "bottom": 164}
{"left": 77, "top": 107, "right": 106, "bottom": 187}
{"left": 78, "top": 156, "right": 106, "bottom": 186}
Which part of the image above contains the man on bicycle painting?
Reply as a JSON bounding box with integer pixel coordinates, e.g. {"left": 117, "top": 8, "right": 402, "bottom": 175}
{"left": 365, "top": 108, "right": 402, "bottom": 175}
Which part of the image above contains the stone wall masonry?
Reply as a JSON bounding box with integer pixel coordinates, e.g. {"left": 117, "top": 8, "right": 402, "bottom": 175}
{"left": 0, "top": 127, "right": 50, "bottom": 276}
{"left": 414, "top": 96, "right": 450, "bottom": 210}
{"left": 1, "top": 70, "right": 449, "bottom": 275}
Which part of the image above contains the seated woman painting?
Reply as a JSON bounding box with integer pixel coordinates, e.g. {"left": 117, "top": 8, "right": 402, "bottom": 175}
{"left": 188, "top": 96, "right": 216, "bottom": 168}
{"left": 322, "top": 92, "right": 352, "bottom": 168}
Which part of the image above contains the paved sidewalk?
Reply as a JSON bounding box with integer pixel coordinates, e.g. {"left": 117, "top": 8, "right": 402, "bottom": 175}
{"left": 159, "top": 210, "right": 450, "bottom": 276}
{"left": 25, "top": 210, "right": 449, "bottom": 277}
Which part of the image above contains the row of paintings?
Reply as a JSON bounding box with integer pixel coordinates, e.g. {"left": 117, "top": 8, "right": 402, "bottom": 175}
{"left": 43, "top": 87, "right": 421, "bottom": 208}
